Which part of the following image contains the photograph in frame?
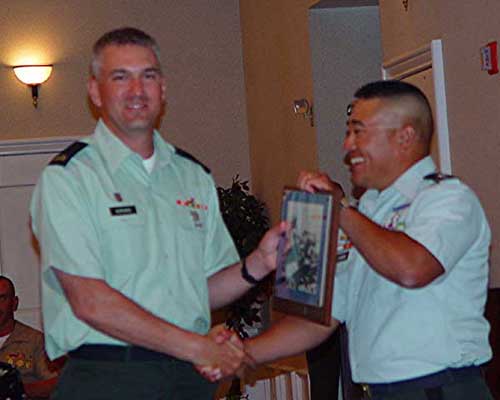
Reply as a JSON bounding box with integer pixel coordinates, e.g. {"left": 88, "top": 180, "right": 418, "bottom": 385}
{"left": 273, "top": 187, "right": 341, "bottom": 325}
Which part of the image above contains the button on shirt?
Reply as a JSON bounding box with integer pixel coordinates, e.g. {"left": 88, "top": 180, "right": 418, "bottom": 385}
{"left": 30, "top": 120, "right": 239, "bottom": 359}
{"left": 332, "top": 156, "right": 492, "bottom": 383}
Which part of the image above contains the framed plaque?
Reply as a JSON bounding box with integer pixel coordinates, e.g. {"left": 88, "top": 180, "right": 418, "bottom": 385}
{"left": 273, "top": 187, "right": 342, "bottom": 326}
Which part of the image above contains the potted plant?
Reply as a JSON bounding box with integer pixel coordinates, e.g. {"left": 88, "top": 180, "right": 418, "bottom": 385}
{"left": 217, "top": 175, "right": 272, "bottom": 337}
{"left": 217, "top": 175, "right": 272, "bottom": 399}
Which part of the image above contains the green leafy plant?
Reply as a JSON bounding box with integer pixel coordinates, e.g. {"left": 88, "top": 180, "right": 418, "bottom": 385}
{"left": 217, "top": 175, "right": 272, "bottom": 399}
{"left": 217, "top": 175, "right": 272, "bottom": 339}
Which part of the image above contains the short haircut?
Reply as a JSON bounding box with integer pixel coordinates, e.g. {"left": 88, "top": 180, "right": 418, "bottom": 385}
{"left": 354, "top": 80, "right": 434, "bottom": 142}
{"left": 0, "top": 276, "right": 16, "bottom": 297}
{"left": 91, "top": 27, "right": 161, "bottom": 77}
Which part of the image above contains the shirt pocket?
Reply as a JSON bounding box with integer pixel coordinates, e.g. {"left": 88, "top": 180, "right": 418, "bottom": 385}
{"left": 159, "top": 209, "right": 208, "bottom": 276}
{"left": 99, "top": 211, "right": 147, "bottom": 285}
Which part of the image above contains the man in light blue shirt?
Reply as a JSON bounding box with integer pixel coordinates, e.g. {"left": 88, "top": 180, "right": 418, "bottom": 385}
{"left": 30, "top": 27, "right": 284, "bottom": 400}
{"left": 246, "top": 80, "right": 493, "bottom": 400}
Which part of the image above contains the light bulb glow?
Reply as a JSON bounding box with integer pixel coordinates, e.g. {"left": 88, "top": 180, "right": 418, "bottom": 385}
{"left": 13, "top": 65, "right": 53, "bottom": 85}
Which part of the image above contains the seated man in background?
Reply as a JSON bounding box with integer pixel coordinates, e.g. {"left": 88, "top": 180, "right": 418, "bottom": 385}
{"left": 0, "top": 276, "right": 59, "bottom": 399}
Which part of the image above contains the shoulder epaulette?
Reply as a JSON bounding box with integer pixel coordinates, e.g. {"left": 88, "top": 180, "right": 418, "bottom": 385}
{"left": 49, "top": 142, "right": 88, "bottom": 167}
{"left": 424, "top": 172, "right": 456, "bottom": 183}
{"left": 175, "top": 147, "right": 211, "bottom": 174}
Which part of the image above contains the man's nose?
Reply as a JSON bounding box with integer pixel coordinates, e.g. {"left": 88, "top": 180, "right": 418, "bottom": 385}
{"left": 129, "top": 77, "right": 145, "bottom": 95}
{"left": 343, "top": 132, "right": 355, "bottom": 152}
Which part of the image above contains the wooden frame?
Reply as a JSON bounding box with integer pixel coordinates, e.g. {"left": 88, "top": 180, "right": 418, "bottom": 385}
{"left": 273, "top": 187, "right": 342, "bottom": 325}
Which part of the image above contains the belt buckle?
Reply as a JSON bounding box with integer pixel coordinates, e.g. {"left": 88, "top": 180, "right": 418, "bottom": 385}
{"left": 361, "top": 383, "right": 372, "bottom": 398}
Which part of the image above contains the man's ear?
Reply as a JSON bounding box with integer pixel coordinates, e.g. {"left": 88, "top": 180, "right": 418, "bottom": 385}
{"left": 160, "top": 77, "right": 167, "bottom": 103}
{"left": 13, "top": 296, "right": 18, "bottom": 312}
{"left": 396, "top": 124, "right": 416, "bottom": 149}
{"left": 87, "top": 77, "right": 102, "bottom": 108}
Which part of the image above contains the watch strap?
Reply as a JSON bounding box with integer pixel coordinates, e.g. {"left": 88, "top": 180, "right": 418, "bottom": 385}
{"left": 241, "top": 258, "right": 261, "bottom": 285}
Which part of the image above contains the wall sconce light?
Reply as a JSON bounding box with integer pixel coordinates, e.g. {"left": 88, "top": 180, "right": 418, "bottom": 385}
{"left": 13, "top": 65, "right": 53, "bottom": 108}
{"left": 293, "top": 98, "right": 314, "bottom": 127}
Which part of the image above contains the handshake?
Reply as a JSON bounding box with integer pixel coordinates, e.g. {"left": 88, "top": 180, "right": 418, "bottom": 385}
{"left": 194, "top": 325, "right": 256, "bottom": 382}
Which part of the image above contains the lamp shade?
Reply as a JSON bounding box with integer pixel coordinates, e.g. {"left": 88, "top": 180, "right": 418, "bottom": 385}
{"left": 13, "top": 65, "right": 53, "bottom": 85}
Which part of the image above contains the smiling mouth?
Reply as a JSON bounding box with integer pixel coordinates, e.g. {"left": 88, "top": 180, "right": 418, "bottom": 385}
{"left": 350, "top": 156, "right": 364, "bottom": 165}
{"left": 127, "top": 103, "right": 147, "bottom": 110}
{"left": 344, "top": 154, "right": 365, "bottom": 168}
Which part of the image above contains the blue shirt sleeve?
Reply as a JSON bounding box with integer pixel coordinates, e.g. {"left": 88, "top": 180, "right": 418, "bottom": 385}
{"left": 404, "top": 182, "right": 490, "bottom": 273}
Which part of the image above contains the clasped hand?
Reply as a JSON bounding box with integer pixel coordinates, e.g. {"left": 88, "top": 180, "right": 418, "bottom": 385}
{"left": 195, "top": 325, "right": 255, "bottom": 382}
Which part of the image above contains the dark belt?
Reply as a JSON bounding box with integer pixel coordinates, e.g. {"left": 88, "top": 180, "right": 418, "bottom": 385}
{"left": 361, "top": 366, "right": 482, "bottom": 398}
{"left": 69, "top": 344, "right": 173, "bottom": 362}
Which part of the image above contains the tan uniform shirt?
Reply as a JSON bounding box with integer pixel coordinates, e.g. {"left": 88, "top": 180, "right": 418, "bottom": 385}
{"left": 0, "top": 321, "right": 57, "bottom": 383}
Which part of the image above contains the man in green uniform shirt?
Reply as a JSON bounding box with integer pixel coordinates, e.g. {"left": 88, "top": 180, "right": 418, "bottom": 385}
{"left": 30, "top": 27, "right": 284, "bottom": 399}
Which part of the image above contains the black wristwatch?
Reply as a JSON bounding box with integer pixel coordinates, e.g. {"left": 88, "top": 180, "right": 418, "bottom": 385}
{"left": 240, "top": 258, "right": 261, "bottom": 285}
